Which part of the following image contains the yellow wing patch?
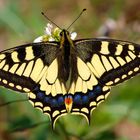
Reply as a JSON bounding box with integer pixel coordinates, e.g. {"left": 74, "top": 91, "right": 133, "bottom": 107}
{"left": 77, "top": 57, "right": 91, "bottom": 80}
{"left": 100, "top": 41, "right": 110, "bottom": 55}
{"left": 11, "top": 51, "right": 20, "bottom": 62}
{"left": 36, "top": 58, "right": 66, "bottom": 96}
{"left": 25, "top": 46, "right": 35, "bottom": 60}
{"left": 30, "top": 58, "right": 44, "bottom": 81}
{"left": 46, "top": 59, "right": 58, "bottom": 84}
{"left": 91, "top": 54, "right": 106, "bottom": 76}
{"left": 69, "top": 57, "right": 99, "bottom": 94}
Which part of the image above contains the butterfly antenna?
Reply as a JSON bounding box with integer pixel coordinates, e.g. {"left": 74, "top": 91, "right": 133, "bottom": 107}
{"left": 67, "top": 8, "right": 86, "bottom": 30}
{"left": 41, "top": 12, "right": 62, "bottom": 30}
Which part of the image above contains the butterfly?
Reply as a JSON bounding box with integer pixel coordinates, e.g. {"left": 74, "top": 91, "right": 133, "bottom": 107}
{"left": 0, "top": 12, "right": 140, "bottom": 128}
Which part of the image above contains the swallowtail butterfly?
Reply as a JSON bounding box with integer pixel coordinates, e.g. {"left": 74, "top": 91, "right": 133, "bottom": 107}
{"left": 0, "top": 12, "right": 140, "bottom": 128}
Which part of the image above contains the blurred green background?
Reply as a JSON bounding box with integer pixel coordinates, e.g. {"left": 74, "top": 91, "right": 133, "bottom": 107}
{"left": 0, "top": 0, "right": 140, "bottom": 140}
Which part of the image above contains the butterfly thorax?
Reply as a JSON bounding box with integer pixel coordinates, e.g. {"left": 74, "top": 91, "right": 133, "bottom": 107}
{"left": 59, "top": 30, "right": 75, "bottom": 85}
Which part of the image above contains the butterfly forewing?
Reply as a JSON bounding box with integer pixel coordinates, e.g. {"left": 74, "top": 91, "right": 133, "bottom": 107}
{"left": 0, "top": 42, "right": 57, "bottom": 91}
{"left": 75, "top": 38, "right": 140, "bottom": 86}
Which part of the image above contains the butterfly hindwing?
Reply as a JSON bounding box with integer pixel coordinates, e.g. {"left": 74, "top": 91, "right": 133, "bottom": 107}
{"left": 30, "top": 57, "right": 68, "bottom": 127}
{"left": 69, "top": 57, "right": 110, "bottom": 123}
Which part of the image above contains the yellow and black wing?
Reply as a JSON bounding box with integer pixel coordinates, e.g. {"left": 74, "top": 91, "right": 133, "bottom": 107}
{"left": 68, "top": 38, "right": 140, "bottom": 123}
{"left": 1, "top": 36, "right": 140, "bottom": 127}
{"left": 0, "top": 42, "right": 67, "bottom": 126}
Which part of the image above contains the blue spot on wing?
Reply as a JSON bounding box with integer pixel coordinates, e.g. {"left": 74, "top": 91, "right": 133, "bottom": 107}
{"left": 88, "top": 91, "right": 95, "bottom": 99}
{"left": 36, "top": 92, "right": 45, "bottom": 100}
{"left": 72, "top": 85, "right": 103, "bottom": 107}
{"left": 73, "top": 94, "right": 82, "bottom": 105}
{"left": 58, "top": 96, "right": 64, "bottom": 105}
{"left": 94, "top": 86, "right": 102, "bottom": 94}
{"left": 44, "top": 97, "right": 50, "bottom": 104}
{"left": 51, "top": 99, "right": 58, "bottom": 107}
{"left": 82, "top": 95, "right": 89, "bottom": 104}
{"left": 32, "top": 85, "right": 65, "bottom": 109}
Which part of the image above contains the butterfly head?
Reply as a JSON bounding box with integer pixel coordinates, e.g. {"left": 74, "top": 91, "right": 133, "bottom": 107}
{"left": 60, "top": 29, "right": 70, "bottom": 37}
{"left": 59, "top": 29, "right": 77, "bottom": 41}
{"left": 59, "top": 29, "right": 74, "bottom": 48}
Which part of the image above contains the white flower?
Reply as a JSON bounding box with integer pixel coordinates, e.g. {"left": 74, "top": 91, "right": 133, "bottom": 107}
{"left": 70, "top": 32, "right": 77, "bottom": 40}
{"left": 34, "top": 23, "right": 77, "bottom": 43}
{"left": 33, "top": 36, "right": 43, "bottom": 43}
{"left": 45, "top": 23, "right": 53, "bottom": 35}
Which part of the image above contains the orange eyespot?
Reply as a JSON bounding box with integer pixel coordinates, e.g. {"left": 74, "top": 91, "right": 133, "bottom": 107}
{"left": 64, "top": 96, "right": 73, "bottom": 113}
{"left": 64, "top": 96, "right": 73, "bottom": 105}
